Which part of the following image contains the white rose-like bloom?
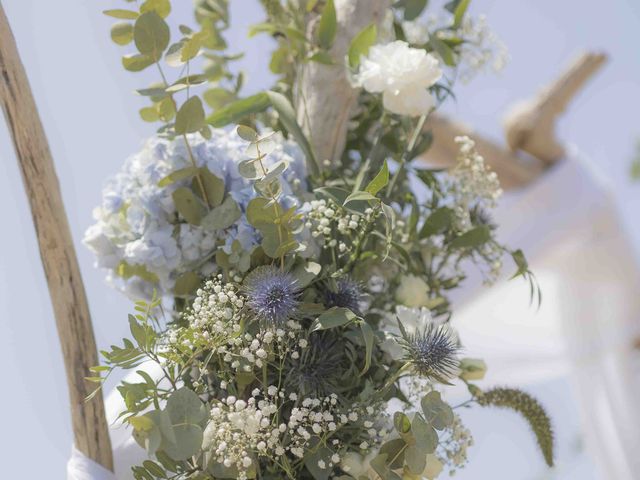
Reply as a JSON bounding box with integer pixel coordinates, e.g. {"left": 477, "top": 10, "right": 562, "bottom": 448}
{"left": 84, "top": 129, "right": 308, "bottom": 299}
{"left": 356, "top": 40, "right": 442, "bottom": 116}
{"left": 395, "top": 274, "right": 430, "bottom": 307}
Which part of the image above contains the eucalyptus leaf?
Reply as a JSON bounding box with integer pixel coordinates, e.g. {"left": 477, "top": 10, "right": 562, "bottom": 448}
{"left": 412, "top": 414, "right": 438, "bottom": 454}
{"left": 172, "top": 187, "right": 205, "bottom": 225}
{"left": 103, "top": 9, "right": 139, "bottom": 20}
{"left": 394, "top": 412, "right": 412, "bottom": 434}
{"left": 122, "top": 54, "right": 155, "bottom": 72}
{"left": 134, "top": 12, "right": 170, "bottom": 61}
{"left": 158, "top": 166, "right": 199, "bottom": 187}
{"left": 111, "top": 22, "right": 134, "bottom": 46}
{"left": 175, "top": 96, "right": 205, "bottom": 135}
{"left": 204, "top": 88, "right": 235, "bottom": 109}
{"left": 405, "top": 444, "right": 427, "bottom": 474}
{"left": 173, "top": 272, "right": 201, "bottom": 296}
{"left": 140, "top": 0, "right": 171, "bottom": 19}
{"left": 236, "top": 125, "right": 258, "bottom": 142}
{"left": 421, "top": 391, "right": 454, "bottom": 430}
{"left": 201, "top": 195, "right": 242, "bottom": 230}
{"left": 197, "top": 167, "right": 225, "bottom": 207}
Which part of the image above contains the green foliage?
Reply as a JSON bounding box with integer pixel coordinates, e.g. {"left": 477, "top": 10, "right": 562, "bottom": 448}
{"left": 317, "top": 0, "right": 337, "bottom": 50}
{"left": 477, "top": 387, "right": 555, "bottom": 467}
{"left": 134, "top": 12, "right": 170, "bottom": 61}
{"left": 398, "top": 0, "right": 429, "bottom": 21}
{"left": 96, "top": 1, "right": 550, "bottom": 478}
{"left": 266, "top": 91, "right": 319, "bottom": 177}
{"left": 348, "top": 23, "right": 377, "bottom": 68}
{"left": 207, "top": 93, "right": 270, "bottom": 127}
{"left": 174, "top": 96, "right": 205, "bottom": 135}
{"left": 310, "top": 307, "right": 356, "bottom": 331}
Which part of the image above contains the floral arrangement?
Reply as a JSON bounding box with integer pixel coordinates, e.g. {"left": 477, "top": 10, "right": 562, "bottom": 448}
{"left": 87, "top": 1, "right": 552, "bottom": 479}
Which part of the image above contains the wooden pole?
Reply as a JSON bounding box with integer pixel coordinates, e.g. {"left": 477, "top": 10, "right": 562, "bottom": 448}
{"left": 0, "top": 4, "right": 113, "bottom": 471}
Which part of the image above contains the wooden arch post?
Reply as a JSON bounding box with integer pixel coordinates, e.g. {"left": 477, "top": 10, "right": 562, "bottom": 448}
{"left": 0, "top": 5, "right": 113, "bottom": 472}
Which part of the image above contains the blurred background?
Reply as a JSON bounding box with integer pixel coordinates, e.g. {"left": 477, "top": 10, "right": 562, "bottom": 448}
{"left": 1, "top": 0, "right": 639, "bottom": 478}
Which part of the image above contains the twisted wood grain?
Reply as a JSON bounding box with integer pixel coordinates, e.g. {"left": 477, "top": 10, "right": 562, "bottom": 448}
{"left": 0, "top": 4, "right": 113, "bottom": 471}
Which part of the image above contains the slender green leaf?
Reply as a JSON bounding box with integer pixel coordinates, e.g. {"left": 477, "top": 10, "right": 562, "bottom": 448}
{"left": 317, "top": 0, "right": 337, "bottom": 49}
{"left": 207, "top": 92, "right": 270, "bottom": 127}
{"left": 348, "top": 23, "right": 377, "bottom": 68}
{"left": 365, "top": 160, "right": 389, "bottom": 196}
{"left": 266, "top": 90, "right": 319, "bottom": 177}
{"left": 103, "top": 9, "right": 139, "bottom": 20}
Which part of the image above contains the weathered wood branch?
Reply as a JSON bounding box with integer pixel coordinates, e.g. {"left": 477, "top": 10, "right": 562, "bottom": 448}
{"left": 421, "top": 51, "right": 607, "bottom": 188}
{"left": 503, "top": 52, "right": 607, "bottom": 164}
{"left": 296, "top": 0, "right": 392, "bottom": 165}
{"left": 0, "top": 5, "right": 113, "bottom": 471}
{"left": 423, "top": 114, "right": 544, "bottom": 190}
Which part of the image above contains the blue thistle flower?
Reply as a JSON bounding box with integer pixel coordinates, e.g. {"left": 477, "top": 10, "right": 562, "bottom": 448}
{"left": 244, "top": 265, "right": 300, "bottom": 325}
{"left": 399, "top": 323, "right": 460, "bottom": 381}
{"left": 323, "top": 277, "right": 364, "bottom": 315}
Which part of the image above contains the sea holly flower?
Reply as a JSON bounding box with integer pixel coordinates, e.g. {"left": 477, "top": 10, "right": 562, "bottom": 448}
{"left": 355, "top": 40, "right": 442, "bottom": 116}
{"left": 398, "top": 318, "right": 461, "bottom": 381}
{"left": 243, "top": 265, "right": 301, "bottom": 326}
{"left": 322, "top": 277, "right": 364, "bottom": 315}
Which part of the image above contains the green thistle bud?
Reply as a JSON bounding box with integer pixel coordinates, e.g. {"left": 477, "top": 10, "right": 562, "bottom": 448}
{"left": 477, "top": 387, "right": 554, "bottom": 467}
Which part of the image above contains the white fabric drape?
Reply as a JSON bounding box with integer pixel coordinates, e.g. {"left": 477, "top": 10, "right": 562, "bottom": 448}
{"left": 453, "top": 150, "right": 640, "bottom": 479}
{"left": 68, "top": 152, "right": 640, "bottom": 479}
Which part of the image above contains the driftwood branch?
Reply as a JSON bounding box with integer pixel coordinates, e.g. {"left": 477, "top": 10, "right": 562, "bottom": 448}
{"left": 421, "top": 52, "right": 607, "bottom": 188}
{"left": 503, "top": 52, "right": 608, "bottom": 164}
{"left": 423, "top": 114, "right": 544, "bottom": 190}
{"left": 0, "top": 5, "right": 113, "bottom": 471}
{"left": 297, "top": 0, "right": 392, "bottom": 165}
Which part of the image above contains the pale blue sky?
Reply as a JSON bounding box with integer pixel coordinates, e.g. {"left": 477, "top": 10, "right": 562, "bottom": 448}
{"left": 0, "top": 0, "right": 637, "bottom": 478}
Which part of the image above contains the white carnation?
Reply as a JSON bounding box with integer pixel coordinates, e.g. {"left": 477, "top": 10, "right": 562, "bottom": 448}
{"left": 356, "top": 40, "right": 442, "bottom": 116}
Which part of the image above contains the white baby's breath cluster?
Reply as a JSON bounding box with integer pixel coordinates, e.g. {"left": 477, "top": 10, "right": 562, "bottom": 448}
{"left": 202, "top": 387, "right": 388, "bottom": 480}
{"left": 84, "top": 130, "right": 307, "bottom": 299}
{"left": 439, "top": 413, "right": 474, "bottom": 475}
{"left": 402, "top": 13, "right": 508, "bottom": 83}
{"left": 167, "top": 275, "right": 245, "bottom": 353}
{"left": 355, "top": 40, "right": 442, "bottom": 116}
{"left": 305, "top": 199, "right": 378, "bottom": 255}
{"left": 450, "top": 135, "right": 502, "bottom": 210}
{"left": 203, "top": 389, "right": 281, "bottom": 480}
{"left": 170, "top": 276, "right": 308, "bottom": 375}
{"left": 451, "top": 14, "right": 509, "bottom": 83}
